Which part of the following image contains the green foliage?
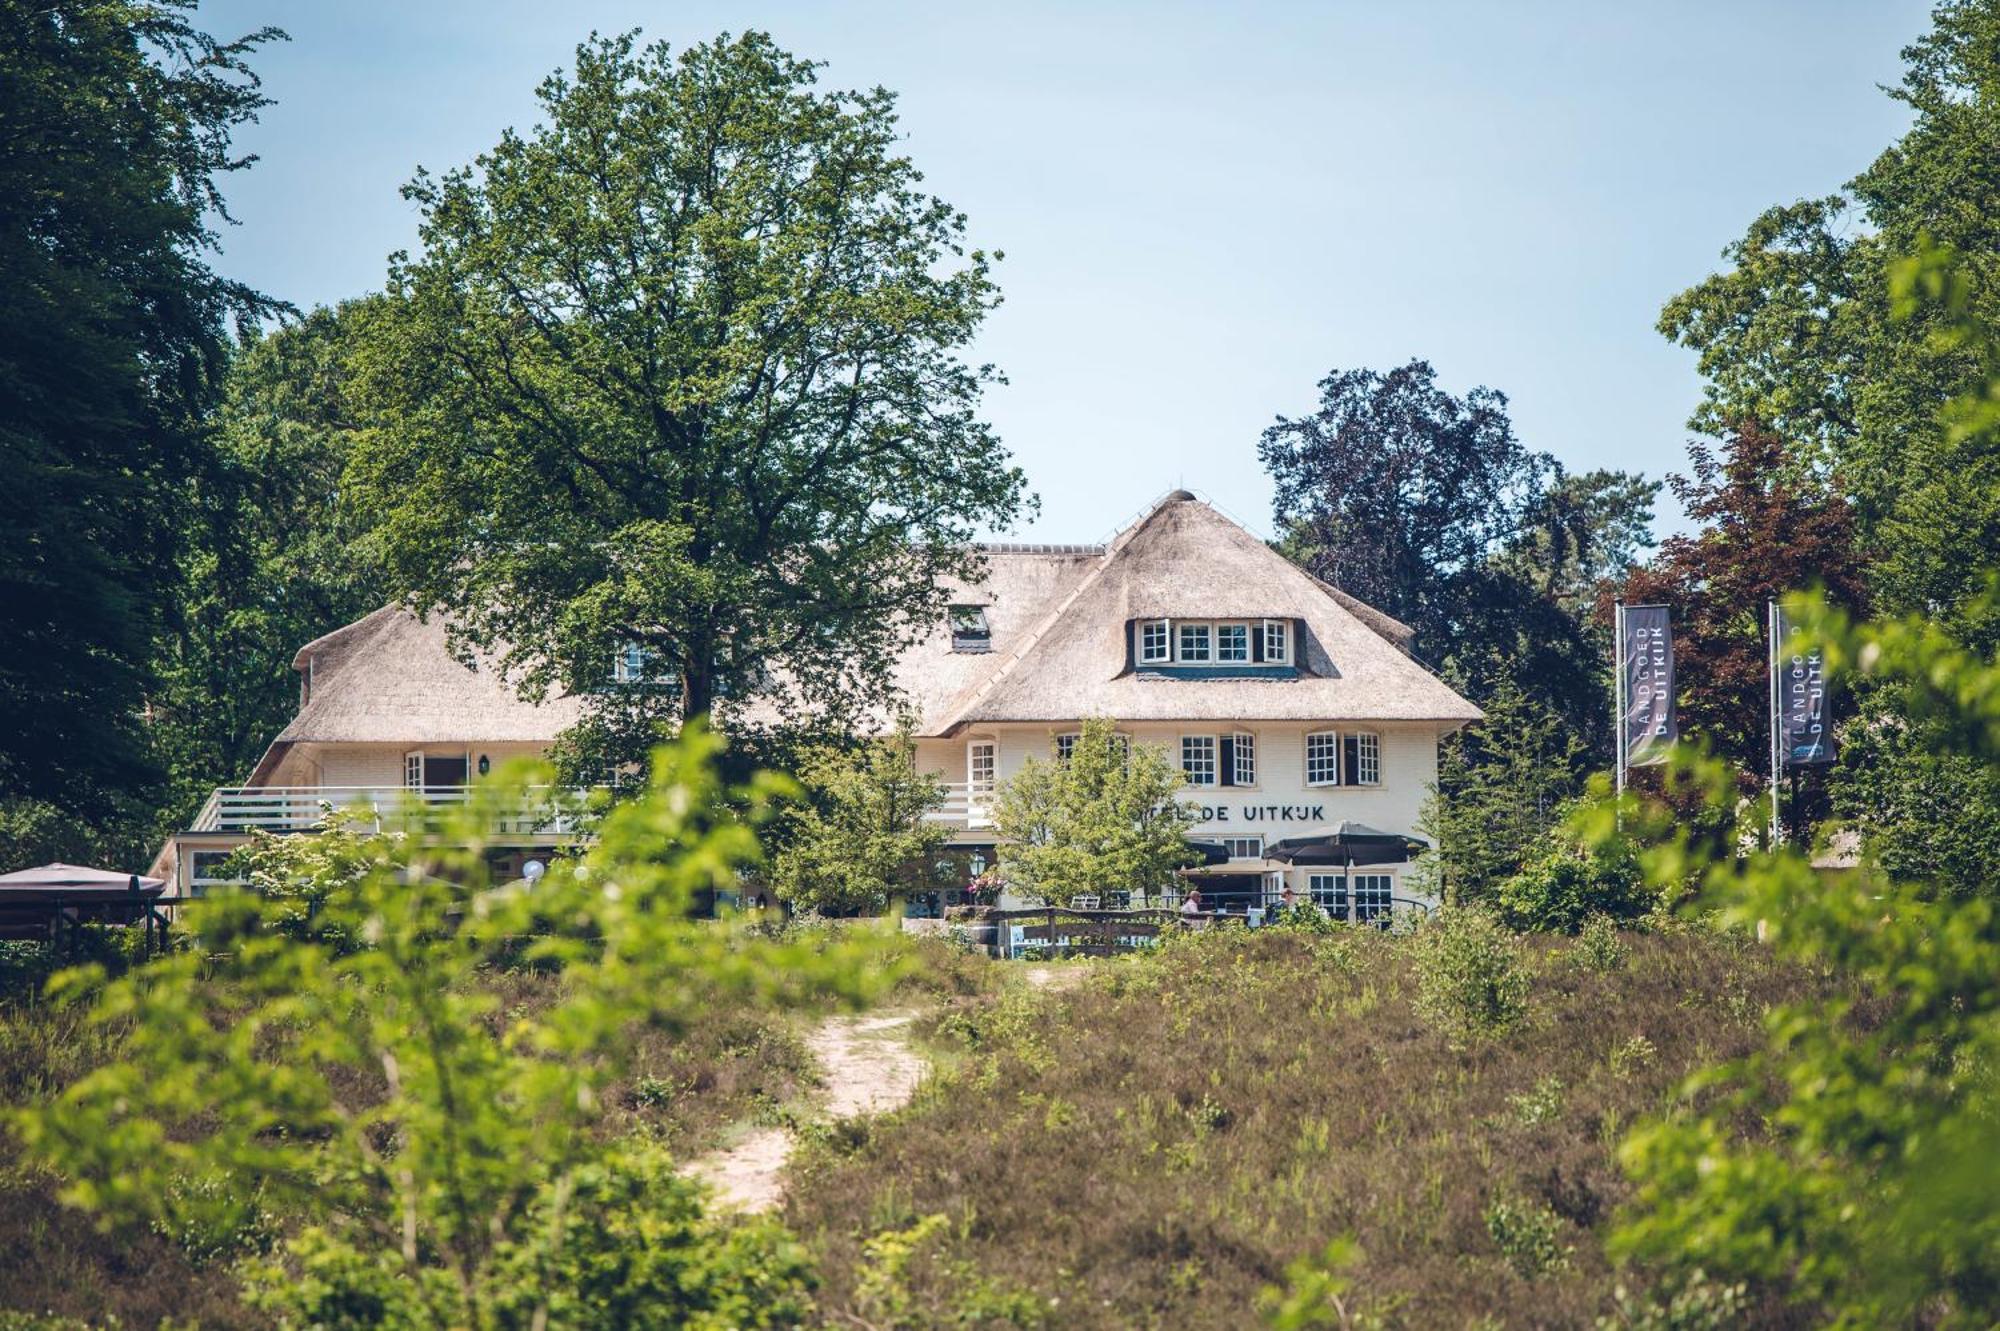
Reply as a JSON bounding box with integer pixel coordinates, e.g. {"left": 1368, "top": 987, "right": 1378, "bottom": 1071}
{"left": 1604, "top": 583, "right": 2000, "bottom": 1325}
{"left": 1262, "top": 361, "right": 1655, "bottom": 755}
{"left": 1507, "top": 1076, "right": 1566, "bottom": 1128}
{"left": 1259, "top": 1237, "right": 1361, "bottom": 1330}
{"left": 1495, "top": 830, "right": 1650, "bottom": 933}
{"left": 1659, "top": 1, "right": 2000, "bottom": 627}
{"left": 341, "top": 30, "right": 1028, "bottom": 758}
{"left": 989, "top": 718, "right": 1197, "bottom": 903}
{"left": 1568, "top": 915, "right": 1628, "bottom": 973}
{"left": 1422, "top": 673, "right": 1590, "bottom": 903}
{"left": 0, "top": 0, "right": 282, "bottom": 867}
{"left": 769, "top": 720, "right": 951, "bottom": 915}
{"left": 12, "top": 728, "right": 897, "bottom": 1329}
{"left": 1595, "top": 1271, "right": 1749, "bottom": 1331}
{"left": 1410, "top": 907, "right": 1531, "bottom": 1040}
{"left": 151, "top": 305, "right": 390, "bottom": 829}
{"left": 1484, "top": 1193, "right": 1570, "bottom": 1278}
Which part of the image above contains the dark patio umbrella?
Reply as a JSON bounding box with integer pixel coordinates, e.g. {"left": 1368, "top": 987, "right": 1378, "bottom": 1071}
{"left": 1264, "top": 822, "right": 1428, "bottom": 870}
{"left": 1183, "top": 838, "right": 1235, "bottom": 867}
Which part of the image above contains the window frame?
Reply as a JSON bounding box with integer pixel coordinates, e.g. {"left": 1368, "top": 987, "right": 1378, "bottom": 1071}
{"left": 1305, "top": 730, "right": 1341, "bottom": 787}
{"left": 1139, "top": 619, "right": 1172, "bottom": 664}
{"left": 1222, "top": 835, "right": 1264, "bottom": 861}
{"left": 1352, "top": 730, "right": 1381, "bottom": 786}
{"left": 1177, "top": 622, "right": 1213, "bottom": 663}
{"left": 1229, "top": 730, "right": 1257, "bottom": 787}
{"left": 1216, "top": 621, "right": 1251, "bottom": 663}
{"left": 1180, "top": 734, "right": 1218, "bottom": 786}
{"left": 967, "top": 741, "right": 997, "bottom": 795}
{"left": 1262, "top": 619, "right": 1291, "bottom": 665}
{"left": 1053, "top": 732, "right": 1081, "bottom": 763}
{"left": 1307, "top": 873, "right": 1348, "bottom": 918}
{"left": 949, "top": 604, "right": 992, "bottom": 652}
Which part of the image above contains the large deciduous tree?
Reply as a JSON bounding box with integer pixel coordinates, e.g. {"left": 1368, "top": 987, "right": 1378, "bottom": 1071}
{"left": 1659, "top": 0, "right": 2000, "bottom": 633}
{"left": 345, "top": 32, "right": 1029, "bottom": 771}
{"left": 1260, "top": 359, "right": 1656, "bottom": 763}
{"left": 151, "top": 303, "right": 389, "bottom": 825}
{"left": 0, "top": 1, "right": 280, "bottom": 866}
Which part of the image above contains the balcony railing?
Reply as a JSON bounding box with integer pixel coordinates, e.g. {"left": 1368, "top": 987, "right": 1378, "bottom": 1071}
{"left": 926, "top": 781, "right": 994, "bottom": 830}
{"left": 189, "top": 786, "right": 593, "bottom": 838}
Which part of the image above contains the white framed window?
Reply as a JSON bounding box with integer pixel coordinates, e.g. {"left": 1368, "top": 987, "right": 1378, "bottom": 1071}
{"left": 1178, "top": 622, "right": 1212, "bottom": 662}
{"left": 1216, "top": 622, "right": 1250, "bottom": 662}
{"left": 1307, "top": 873, "right": 1346, "bottom": 917}
{"left": 1181, "top": 735, "right": 1217, "bottom": 786}
{"left": 1229, "top": 731, "right": 1256, "bottom": 786}
{"left": 1140, "top": 619, "right": 1171, "bottom": 664}
{"left": 1053, "top": 732, "right": 1081, "bottom": 762}
{"left": 1222, "top": 836, "right": 1263, "bottom": 861}
{"left": 613, "top": 642, "right": 646, "bottom": 684}
{"left": 967, "top": 741, "right": 997, "bottom": 795}
{"left": 404, "top": 752, "right": 423, "bottom": 789}
{"left": 1263, "top": 619, "right": 1291, "bottom": 665}
{"left": 1305, "top": 730, "right": 1340, "bottom": 786}
{"left": 1352, "top": 873, "right": 1393, "bottom": 922}
{"left": 1349, "top": 731, "right": 1380, "bottom": 785}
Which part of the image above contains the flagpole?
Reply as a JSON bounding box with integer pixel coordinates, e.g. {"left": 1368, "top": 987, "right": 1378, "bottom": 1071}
{"left": 1614, "top": 600, "right": 1626, "bottom": 816}
{"left": 1767, "top": 599, "right": 1782, "bottom": 848}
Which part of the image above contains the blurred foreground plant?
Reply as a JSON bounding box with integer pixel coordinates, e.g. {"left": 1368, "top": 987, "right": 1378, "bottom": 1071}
{"left": 12, "top": 726, "right": 897, "bottom": 1329}
{"left": 1595, "top": 582, "right": 2000, "bottom": 1326}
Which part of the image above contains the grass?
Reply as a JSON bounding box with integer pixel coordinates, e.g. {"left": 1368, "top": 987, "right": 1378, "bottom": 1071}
{"left": 784, "top": 924, "right": 1826, "bottom": 1330}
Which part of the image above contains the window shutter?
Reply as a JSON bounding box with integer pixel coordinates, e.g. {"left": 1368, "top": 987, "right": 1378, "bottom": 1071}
{"left": 1219, "top": 735, "right": 1235, "bottom": 786}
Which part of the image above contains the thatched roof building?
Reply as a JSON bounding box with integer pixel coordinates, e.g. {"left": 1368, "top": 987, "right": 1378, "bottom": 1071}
{"left": 893, "top": 491, "right": 1480, "bottom": 734}
{"left": 245, "top": 606, "right": 587, "bottom": 783}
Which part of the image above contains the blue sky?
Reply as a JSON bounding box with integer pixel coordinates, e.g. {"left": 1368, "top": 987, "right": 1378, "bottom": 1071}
{"left": 201, "top": 1, "right": 1929, "bottom": 543}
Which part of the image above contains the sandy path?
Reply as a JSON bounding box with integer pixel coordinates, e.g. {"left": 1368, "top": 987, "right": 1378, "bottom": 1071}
{"left": 688, "top": 1010, "right": 924, "bottom": 1212}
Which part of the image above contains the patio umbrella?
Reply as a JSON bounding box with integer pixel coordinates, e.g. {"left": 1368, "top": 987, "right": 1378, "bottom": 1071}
{"left": 1183, "top": 838, "right": 1235, "bottom": 867}
{"left": 0, "top": 863, "right": 166, "bottom": 896}
{"left": 1264, "top": 823, "right": 1428, "bottom": 870}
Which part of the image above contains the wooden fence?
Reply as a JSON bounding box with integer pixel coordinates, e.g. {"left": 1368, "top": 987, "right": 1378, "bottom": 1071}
{"left": 979, "top": 906, "right": 1246, "bottom": 958}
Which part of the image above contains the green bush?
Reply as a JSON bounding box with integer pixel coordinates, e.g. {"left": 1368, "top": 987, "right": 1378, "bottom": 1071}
{"left": 1596, "top": 1270, "right": 1749, "bottom": 1330}
{"left": 1496, "top": 837, "right": 1650, "bottom": 934}
{"left": 1411, "top": 907, "right": 1531, "bottom": 1040}
{"left": 1484, "top": 1193, "right": 1570, "bottom": 1278}
{"left": 1569, "top": 914, "right": 1629, "bottom": 973}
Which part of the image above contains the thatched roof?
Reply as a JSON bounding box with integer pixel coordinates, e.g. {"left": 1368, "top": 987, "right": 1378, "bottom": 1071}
{"left": 910, "top": 492, "right": 1481, "bottom": 733}
{"left": 248, "top": 607, "right": 586, "bottom": 779}
{"left": 245, "top": 494, "right": 1475, "bottom": 769}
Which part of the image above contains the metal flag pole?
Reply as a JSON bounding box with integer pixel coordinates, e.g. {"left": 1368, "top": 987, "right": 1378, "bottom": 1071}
{"left": 1767, "top": 599, "right": 1782, "bottom": 848}
{"left": 1614, "top": 600, "right": 1627, "bottom": 817}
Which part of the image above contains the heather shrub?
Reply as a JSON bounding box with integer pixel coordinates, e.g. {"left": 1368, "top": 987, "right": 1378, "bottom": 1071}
{"left": 1596, "top": 1270, "right": 1749, "bottom": 1330}
{"left": 1411, "top": 907, "right": 1531, "bottom": 1039}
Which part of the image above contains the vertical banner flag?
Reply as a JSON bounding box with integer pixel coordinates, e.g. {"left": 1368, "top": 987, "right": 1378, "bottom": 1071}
{"left": 1773, "top": 604, "right": 1836, "bottom": 766}
{"left": 1621, "top": 605, "right": 1677, "bottom": 767}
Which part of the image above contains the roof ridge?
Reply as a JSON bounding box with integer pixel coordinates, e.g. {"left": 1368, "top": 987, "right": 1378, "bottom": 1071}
{"left": 930, "top": 492, "right": 1187, "bottom": 733}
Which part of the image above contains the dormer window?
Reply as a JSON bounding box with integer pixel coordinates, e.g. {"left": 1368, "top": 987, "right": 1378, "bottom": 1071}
{"left": 613, "top": 642, "right": 648, "bottom": 684}
{"left": 1262, "top": 619, "right": 1291, "bottom": 665}
{"left": 950, "top": 605, "right": 991, "bottom": 653}
{"left": 1132, "top": 617, "right": 1297, "bottom": 669}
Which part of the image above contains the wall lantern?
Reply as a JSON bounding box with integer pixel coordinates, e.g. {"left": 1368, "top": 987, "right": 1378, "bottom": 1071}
{"left": 477, "top": 754, "right": 491, "bottom": 776}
